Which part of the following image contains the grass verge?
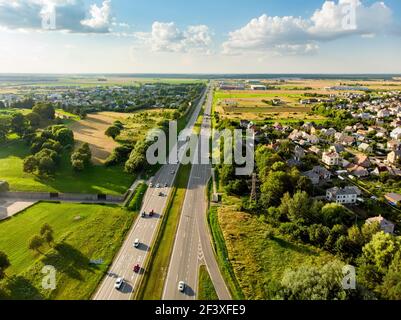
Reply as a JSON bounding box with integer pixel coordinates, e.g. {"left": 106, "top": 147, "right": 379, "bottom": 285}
{"left": 198, "top": 265, "right": 218, "bottom": 300}
{"left": 208, "top": 206, "right": 245, "bottom": 300}
{"left": 136, "top": 164, "right": 192, "bottom": 300}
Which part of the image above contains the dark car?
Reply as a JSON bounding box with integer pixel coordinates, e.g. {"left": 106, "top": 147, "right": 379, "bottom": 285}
{"left": 149, "top": 210, "right": 154, "bottom": 217}
{"left": 133, "top": 264, "right": 140, "bottom": 273}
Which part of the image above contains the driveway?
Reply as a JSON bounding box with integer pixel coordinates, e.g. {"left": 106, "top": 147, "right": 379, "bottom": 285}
{"left": 0, "top": 199, "right": 36, "bottom": 221}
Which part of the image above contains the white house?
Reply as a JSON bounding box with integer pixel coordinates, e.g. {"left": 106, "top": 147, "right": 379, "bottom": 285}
{"left": 390, "top": 127, "right": 401, "bottom": 140}
{"left": 326, "top": 187, "right": 359, "bottom": 204}
{"left": 322, "top": 150, "right": 341, "bottom": 167}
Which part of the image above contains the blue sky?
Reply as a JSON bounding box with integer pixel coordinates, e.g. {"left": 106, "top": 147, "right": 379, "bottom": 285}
{"left": 0, "top": 0, "right": 400, "bottom": 73}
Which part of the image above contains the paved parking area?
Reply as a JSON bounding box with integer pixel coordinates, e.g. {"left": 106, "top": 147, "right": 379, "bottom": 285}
{"left": 0, "top": 199, "right": 36, "bottom": 221}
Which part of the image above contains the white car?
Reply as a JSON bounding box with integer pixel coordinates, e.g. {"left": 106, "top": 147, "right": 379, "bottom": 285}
{"left": 178, "top": 281, "right": 185, "bottom": 292}
{"left": 149, "top": 182, "right": 154, "bottom": 188}
{"left": 115, "top": 278, "right": 124, "bottom": 290}
{"left": 134, "top": 239, "right": 140, "bottom": 248}
{"left": 156, "top": 183, "right": 160, "bottom": 188}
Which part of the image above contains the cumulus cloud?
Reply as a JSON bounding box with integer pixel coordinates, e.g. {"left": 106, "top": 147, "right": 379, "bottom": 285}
{"left": 137, "top": 21, "right": 212, "bottom": 53}
{"left": 223, "top": 0, "right": 396, "bottom": 55}
{"left": 0, "top": 0, "right": 113, "bottom": 33}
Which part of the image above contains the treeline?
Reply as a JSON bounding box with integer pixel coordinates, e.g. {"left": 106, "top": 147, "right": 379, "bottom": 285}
{"left": 0, "top": 102, "right": 56, "bottom": 143}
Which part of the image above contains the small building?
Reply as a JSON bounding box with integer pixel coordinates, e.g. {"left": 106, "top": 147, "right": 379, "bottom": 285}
{"left": 358, "top": 143, "right": 373, "bottom": 154}
{"left": 390, "top": 127, "right": 401, "bottom": 140}
{"left": 326, "top": 186, "right": 359, "bottom": 204}
{"left": 322, "top": 150, "right": 341, "bottom": 167}
{"left": 366, "top": 216, "right": 395, "bottom": 235}
{"left": 385, "top": 193, "right": 401, "bottom": 206}
{"left": 250, "top": 85, "right": 267, "bottom": 91}
{"left": 294, "top": 145, "right": 305, "bottom": 161}
{"left": 387, "top": 150, "right": 401, "bottom": 165}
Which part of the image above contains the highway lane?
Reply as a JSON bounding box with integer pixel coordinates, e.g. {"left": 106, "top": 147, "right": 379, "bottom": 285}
{"left": 163, "top": 86, "right": 231, "bottom": 300}
{"left": 93, "top": 86, "right": 209, "bottom": 300}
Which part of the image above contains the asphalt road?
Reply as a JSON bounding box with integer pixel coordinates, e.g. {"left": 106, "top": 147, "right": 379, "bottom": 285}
{"left": 162, "top": 87, "right": 231, "bottom": 300}
{"left": 93, "top": 87, "right": 208, "bottom": 301}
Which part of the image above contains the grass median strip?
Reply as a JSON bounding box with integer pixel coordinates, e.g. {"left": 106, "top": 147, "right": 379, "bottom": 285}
{"left": 136, "top": 164, "right": 192, "bottom": 300}
{"left": 198, "top": 265, "right": 218, "bottom": 300}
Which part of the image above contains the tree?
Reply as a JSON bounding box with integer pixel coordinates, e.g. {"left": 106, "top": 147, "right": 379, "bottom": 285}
{"left": 72, "top": 159, "right": 84, "bottom": 171}
{"left": 10, "top": 113, "right": 28, "bottom": 137}
{"left": 0, "top": 251, "right": 10, "bottom": 280}
{"left": 23, "top": 155, "right": 38, "bottom": 174}
{"left": 105, "top": 125, "right": 121, "bottom": 140}
{"left": 32, "top": 103, "right": 55, "bottom": 120}
{"left": 53, "top": 127, "right": 74, "bottom": 146}
{"left": 321, "top": 203, "right": 349, "bottom": 227}
{"left": 361, "top": 221, "right": 381, "bottom": 243}
{"left": 0, "top": 101, "right": 5, "bottom": 109}
{"left": 40, "top": 223, "right": 53, "bottom": 236}
{"left": 26, "top": 112, "right": 41, "bottom": 128}
{"left": 40, "top": 224, "right": 54, "bottom": 245}
{"left": 0, "top": 117, "right": 10, "bottom": 142}
{"left": 38, "top": 156, "right": 55, "bottom": 176}
{"left": 28, "top": 235, "right": 44, "bottom": 252}
{"left": 279, "top": 191, "right": 311, "bottom": 223}
{"left": 379, "top": 250, "right": 401, "bottom": 300}
{"left": 361, "top": 232, "right": 401, "bottom": 274}
{"left": 279, "top": 261, "right": 350, "bottom": 300}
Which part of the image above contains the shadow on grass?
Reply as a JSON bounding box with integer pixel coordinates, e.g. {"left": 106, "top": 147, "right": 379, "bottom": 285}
{"left": 271, "top": 237, "right": 317, "bottom": 256}
{"left": 41, "top": 242, "right": 96, "bottom": 282}
{"left": 2, "top": 275, "right": 44, "bottom": 300}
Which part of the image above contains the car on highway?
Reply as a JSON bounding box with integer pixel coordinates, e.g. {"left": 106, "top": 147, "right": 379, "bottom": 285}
{"left": 149, "top": 210, "right": 154, "bottom": 217}
{"left": 164, "top": 183, "right": 168, "bottom": 187}
{"left": 178, "top": 281, "right": 185, "bottom": 292}
{"left": 134, "top": 239, "right": 140, "bottom": 248}
{"left": 115, "top": 278, "right": 124, "bottom": 290}
{"left": 133, "top": 264, "right": 140, "bottom": 273}
{"left": 159, "top": 192, "right": 164, "bottom": 197}
{"left": 149, "top": 182, "right": 154, "bottom": 188}
{"left": 156, "top": 183, "right": 161, "bottom": 188}
{"left": 141, "top": 211, "right": 146, "bottom": 218}
{"left": 170, "top": 170, "right": 175, "bottom": 175}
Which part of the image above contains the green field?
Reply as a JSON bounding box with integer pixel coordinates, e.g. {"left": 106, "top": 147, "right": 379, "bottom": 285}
{"left": 0, "top": 140, "right": 133, "bottom": 195}
{"left": 217, "top": 196, "right": 338, "bottom": 300}
{"left": 138, "top": 164, "right": 191, "bottom": 300}
{"left": 198, "top": 265, "right": 218, "bottom": 300}
{"left": 0, "top": 202, "right": 136, "bottom": 300}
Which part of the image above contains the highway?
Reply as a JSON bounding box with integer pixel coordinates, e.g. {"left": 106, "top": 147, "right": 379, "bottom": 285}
{"left": 93, "top": 86, "right": 208, "bottom": 300}
{"left": 162, "top": 87, "right": 231, "bottom": 300}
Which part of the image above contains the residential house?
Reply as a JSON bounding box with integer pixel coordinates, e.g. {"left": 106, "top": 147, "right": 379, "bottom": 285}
{"left": 326, "top": 186, "right": 359, "bottom": 204}
{"left": 387, "top": 150, "right": 401, "bottom": 165}
{"left": 309, "top": 146, "right": 322, "bottom": 156}
{"left": 390, "top": 127, "right": 401, "bottom": 140}
{"left": 303, "top": 165, "right": 332, "bottom": 185}
{"left": 387, "top": 140, "right": 401, "bottom": 151}
{"left": 366, "top": 216, "right": 395, "bottom": 235}
{"left": 378, "top": 109, "right": 391, "bottom": 118}
{"left": 385, "top": 193, "right": 401, "bottom": 206}
{"left": 354, "top": 154, "right": 372, "bottom": 168}
{"left": 358, "top": 143, "right": 373, "bottom": 154}
{"left": 347, "top": 165, "right": 369, "bottom": 178}
{"left": 322, "top": 150, "right": 341, "bottom": 166}
{"left": 293, "top": 145, "right": 305, "bottom": 161}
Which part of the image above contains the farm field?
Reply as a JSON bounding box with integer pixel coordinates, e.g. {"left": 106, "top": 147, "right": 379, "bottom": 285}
{"left": 66, "top": 110, "right": 168, "bottom": 164}
{"left": 0, "top": 202, "right": 136, "bottom": 300}
{"left": 0, "top": 140, "right": 132, "bottom": 195}
{"left": 216, "top": 196, "right": 337, "bottom": 300}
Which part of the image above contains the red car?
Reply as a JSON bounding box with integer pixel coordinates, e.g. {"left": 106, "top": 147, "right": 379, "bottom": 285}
{"left": 133, "top": 264, "right": 140, "bottom": 273}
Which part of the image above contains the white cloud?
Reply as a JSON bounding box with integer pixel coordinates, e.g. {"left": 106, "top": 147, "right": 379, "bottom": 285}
{"left": 223, "top": 0, "right": 396, "bottom": 55}
{"left": 81, "top": 0, "right": 112, "bottom": 32}
{"left": 137, "top": 21, "right": 213, "bottom": 53}
{"left": 0, "top": 0, "right": 113, "bottom": 33}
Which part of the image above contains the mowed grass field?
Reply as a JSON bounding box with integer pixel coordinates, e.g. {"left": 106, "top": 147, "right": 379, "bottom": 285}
{"left": 213, "top": 90, "right": 326, "bottom": 122}
{"left": 0, "top": 140, "right": 133, "bottom": 195}
{"left": 216, "top": 196, "right": 337, "bottom": 300}
{"left": 0, "top": 202, "right": 136, "bottom": 300}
